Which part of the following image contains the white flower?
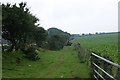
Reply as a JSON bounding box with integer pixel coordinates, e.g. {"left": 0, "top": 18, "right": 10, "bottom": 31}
{"left": 28, "top": 65, "right": 31, "bottom": 67}
{"left": 61, "top": 76, "right": 63, "bottom": 78}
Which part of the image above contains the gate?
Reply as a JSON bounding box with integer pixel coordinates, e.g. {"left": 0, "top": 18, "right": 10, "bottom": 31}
{"left": 91, "top": 53, "right": 120, "bottom": 80}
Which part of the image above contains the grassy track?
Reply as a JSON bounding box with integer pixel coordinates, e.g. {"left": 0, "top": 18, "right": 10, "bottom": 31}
{"left": 72, "top": 33, "right": 118, "bottom": 63}
{"left": 2, "top": 46, "right": 90, "bottom": 78}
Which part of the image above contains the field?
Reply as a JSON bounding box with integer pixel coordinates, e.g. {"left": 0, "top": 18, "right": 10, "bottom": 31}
{"left": 72, "top": 32, "right": 118, "bottom": 63}
{"left": 2, "top": 46, "right": 90, "bottom": 78}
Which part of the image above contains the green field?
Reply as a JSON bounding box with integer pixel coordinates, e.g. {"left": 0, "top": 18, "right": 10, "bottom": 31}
{"left": 2, "top": 46, "right": 90, "bottom": 78}
{"left": 3, "top": 32, "right": 119, "bottom": 78}
{"left": 72, "top": 33, "right": 118, "bottom": 63}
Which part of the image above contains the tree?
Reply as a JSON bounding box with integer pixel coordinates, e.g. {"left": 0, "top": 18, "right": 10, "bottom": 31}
{"left": 47, "top": 34, "right": 67, "bottom": 50}
{"left": 82, "top": 33, "right": 85, "bottom": 36}
{"left": 95, "top": 32, "right": 98, "bottom": 35}
{"left": 2, "top": 2, "right": 39, "bottom": 51}
{"left": 34, "top": 27, "right": 48, "bottom": 47}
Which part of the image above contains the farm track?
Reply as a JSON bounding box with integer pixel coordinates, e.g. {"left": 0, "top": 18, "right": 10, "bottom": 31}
{"left": 2, "top": 46, "right": 90, "bottom": 78}
{"left": 43, "top": 53, "right": 64, "bottom": 77}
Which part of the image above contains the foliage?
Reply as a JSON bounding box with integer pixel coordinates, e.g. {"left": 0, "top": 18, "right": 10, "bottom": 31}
{"left": 47, "top": 28, "right": 71, "bottom": 50}
{"left": 47, "top": 35, "right": 64, "bottom": 50}
{"left": 47, "top": 28, "right": 71, "bottom": 39}
{"left": 74, "top": 43, "right": 90, "bottom": 63}
{"left": 2, "top": 2, "right": 39, "bottom": 51}
{"left": 33, "top": 27, "right": 48, "bottom": 47}
{"left": 24, "top": 46, "right": 40, "bottom": 61}
{"left": 118, "top": 32, "right": 120, "bottom": 64}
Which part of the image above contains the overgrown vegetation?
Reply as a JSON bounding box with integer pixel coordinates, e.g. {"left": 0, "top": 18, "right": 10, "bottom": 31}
{"left": 74, "top": 43, "right": 90, "bottom": 63}
{"left": 47, "top": 28, "right": 71, "bottom": 50}
{"left": 23, "top": 46, "right": 40, "bottom": 61}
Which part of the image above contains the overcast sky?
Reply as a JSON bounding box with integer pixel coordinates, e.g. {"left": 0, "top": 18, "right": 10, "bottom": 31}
{"left": 1, "top": 0, "right": 120, "bottom": 34}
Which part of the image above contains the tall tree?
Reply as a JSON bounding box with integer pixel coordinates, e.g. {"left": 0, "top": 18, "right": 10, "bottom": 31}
{"left": 2, "top": 2, "right": 39, "bottom": 51}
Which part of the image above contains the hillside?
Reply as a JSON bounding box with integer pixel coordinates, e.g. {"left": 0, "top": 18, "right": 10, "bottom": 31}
{"left": 2, "top": 46, "right": 90, "bottom": 78}
{"left": 72, "top": 32, "right": 118, "bottom": 63}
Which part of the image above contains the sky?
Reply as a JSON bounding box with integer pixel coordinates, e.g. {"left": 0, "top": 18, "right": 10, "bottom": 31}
{"left": 1, "top": 0, "right": 120, "bottom": 34}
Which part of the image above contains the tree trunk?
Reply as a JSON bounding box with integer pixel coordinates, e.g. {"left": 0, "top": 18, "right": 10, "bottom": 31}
{"left": 15, "top": 40, "right": 20, "bottom": 51}
{"left": 8, "top": 44, "right": 14, "bottom": 52}
{"left": 2, "top": 44, "right": 4, "bottom": 52}
{"left": 7, "top": 40, "right": 15, "bottom": 52}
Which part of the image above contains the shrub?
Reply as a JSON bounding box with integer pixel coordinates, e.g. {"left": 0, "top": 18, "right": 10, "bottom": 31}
{"left": 74, "top": 43, "right": 90, "bottom": 63}
{"left": 24, "top": 46, "right": 40, "bottom": 61}
{"left": 47, "top": 35, "right": 66, "bottom": 50}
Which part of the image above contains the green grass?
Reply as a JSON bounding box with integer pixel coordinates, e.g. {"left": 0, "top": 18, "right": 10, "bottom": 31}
{"left": 72, "top": 33, "right": 118, "bottom": 63}
{"left": 2, "top": 46, "right": 90, "bottom": 78}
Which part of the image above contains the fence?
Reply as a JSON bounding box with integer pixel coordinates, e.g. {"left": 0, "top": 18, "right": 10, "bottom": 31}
{"left": 91, "top": 53, "right": 120, "bottom": 80}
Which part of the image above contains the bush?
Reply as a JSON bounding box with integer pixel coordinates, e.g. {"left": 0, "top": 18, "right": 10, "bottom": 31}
{"left": 24, "top": 46, "right": 40, "bottom": 61}
{"left": 74, "top": 43, "right": 90, "bottom": 63}
{"left": 47, "top": 35, "right": 66, "bottom": 50}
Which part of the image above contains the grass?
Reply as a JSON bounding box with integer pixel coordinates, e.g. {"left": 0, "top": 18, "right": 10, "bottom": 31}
{"left": 72, "top": 32, "right": 119, "bottom": 63}
{"left": 2, "top": 46, "right": 90, "bottom": 78}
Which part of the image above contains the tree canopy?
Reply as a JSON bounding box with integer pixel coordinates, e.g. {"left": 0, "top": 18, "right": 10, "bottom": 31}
{"left": 2, "top": 2, "right": 45, "bottom": 51}
{"left": 47, "top": 28, "right": 71, "bottom": 50}
{"left": 34, "top": 27, "right": 48, "bottom": 47}
{"left": 2, "top": 2, "right": 71, "bottom": 52}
